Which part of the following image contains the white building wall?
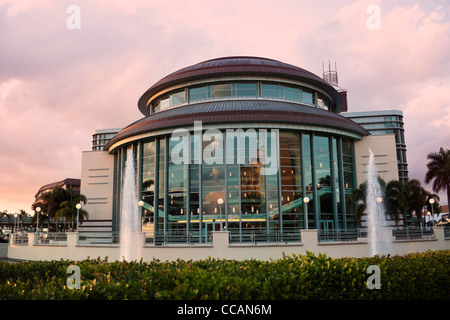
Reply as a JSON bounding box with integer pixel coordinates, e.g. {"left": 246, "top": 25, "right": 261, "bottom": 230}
{"left": 81, "top": 151, "right": 115, "bottom": 221}
{"left": 354, "top": 134, "right": 399, "bottom": 185}
{"left": 8, "top": 228, "right": 449, "bottom": 262}
{"left": 353, "top": 134, "right": 400, "bottom": 228}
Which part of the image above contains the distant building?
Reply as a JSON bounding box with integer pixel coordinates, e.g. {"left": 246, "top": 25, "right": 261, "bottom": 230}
{"left": 92, "top": 128, "right": 122, "bottom": 151}
{"left": 341, "top": 110, "right": 408, "bottom": 183}
{"left": 33, "top": 178, "right": 81, "bottom": 207}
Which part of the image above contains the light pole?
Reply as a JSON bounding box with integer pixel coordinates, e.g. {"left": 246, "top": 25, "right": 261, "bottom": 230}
{"left": 76, "top": 203, "right": 81, "bottom": 232}
{"left": 138, "top": 200, "right": 144, "bottom": 232}
{"left": 13, "top": 213, "right": 18, "bottom": 234}
{"left": 35, "top": 207, "right": 41, "bottom": 233}
{"left": 303, "top": 197, "right": 310, "bottom": 230}
{"left": 217, "top": 198, "right": 224, "bottom": 230}
{"left": 429, "top": 198, "right": 435, "bottom": 226}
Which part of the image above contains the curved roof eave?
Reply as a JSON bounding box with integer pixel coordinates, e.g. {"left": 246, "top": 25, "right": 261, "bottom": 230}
{"left": 106, "top": 99, "right": 368, "bottom": 152}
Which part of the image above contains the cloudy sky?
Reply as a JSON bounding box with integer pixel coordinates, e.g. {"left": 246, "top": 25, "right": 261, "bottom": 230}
{"left": 1, "top": 0, "right": 449, "bottom": 213}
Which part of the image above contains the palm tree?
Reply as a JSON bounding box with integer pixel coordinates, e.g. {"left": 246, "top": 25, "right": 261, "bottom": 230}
{"left": 347, "top": 182, "right": 367, "bottom": 225}
{"left": 55, "top": 188, "right": 88, "bottom": 231}
{"left": 34, "top": 187, "right": 66, "bottom": 231}
{"left": 385, "top": 180, "right": 406, "bottom": 228}
{"left": 33, "top": 187, "right": 89, "bottom": 232}
{"left": 405, "top": 179, "right": 430, "bottom": 225}
{"left": 347, "top": 177, "right": 387, "bottom": 225}
{"left": 425, "top": 147, "right": 450, "bottom": 207}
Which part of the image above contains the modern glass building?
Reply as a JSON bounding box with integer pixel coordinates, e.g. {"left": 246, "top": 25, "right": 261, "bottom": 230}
{"left": 341, "top": 110, "right": 408, "bottom": 183}
{"left": 104, "top": 56, "right": 370, "bottom": 244}
{"left": 92, "top": 128, "right": 122, "bottom": 151}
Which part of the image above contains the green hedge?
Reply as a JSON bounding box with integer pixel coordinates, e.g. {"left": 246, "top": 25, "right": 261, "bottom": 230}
{"left": 0, "top": 250, "right": 448, "bottom": 300}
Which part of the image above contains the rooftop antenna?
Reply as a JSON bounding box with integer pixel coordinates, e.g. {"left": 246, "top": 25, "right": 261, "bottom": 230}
{"left": 322, "top": 60, "right": 348, "bottom": 112}
{"left": 323, "top": 60, "right": 339, "bottom": 88}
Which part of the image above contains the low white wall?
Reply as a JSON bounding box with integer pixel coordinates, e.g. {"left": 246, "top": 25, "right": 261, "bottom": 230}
{"left": 7, "top": 227, "right": 449, "bottom": 262}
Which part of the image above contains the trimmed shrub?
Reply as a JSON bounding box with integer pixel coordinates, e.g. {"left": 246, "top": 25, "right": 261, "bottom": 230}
{"left": 0, "top": 250, "right": 448, "bottom": 300}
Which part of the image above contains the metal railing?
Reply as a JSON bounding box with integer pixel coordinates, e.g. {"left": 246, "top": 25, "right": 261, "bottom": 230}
{"left": 444, "top": 226, "right": 450, "bottom": 239}
{"left": 228, "top": 228, "right": 301, "bottom": 244}
{"left": 318, "top": 229, "right": 365, "bottom": 242}
{"left": 392, "top": 227, "right": 435, "bottom": 240}
{"left": 150, "top": 232, "right": 214, "bottom": 245}
{"left": 12, "top": 233, "right": 29, "bottom": 245}
{"left": 78, "top": 232, "right": 119, "bottom": 245}
{"left": 36, "top": 232, "right": 67, "bottom": 245}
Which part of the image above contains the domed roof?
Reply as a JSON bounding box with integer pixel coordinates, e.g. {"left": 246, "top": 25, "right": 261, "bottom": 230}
{"left": 137, "top": 56, "right": 341, "bottom": 115}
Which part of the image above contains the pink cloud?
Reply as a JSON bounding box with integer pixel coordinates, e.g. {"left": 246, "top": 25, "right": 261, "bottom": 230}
{"left": 0, "top": 0, "right": 449, "bottom": 213}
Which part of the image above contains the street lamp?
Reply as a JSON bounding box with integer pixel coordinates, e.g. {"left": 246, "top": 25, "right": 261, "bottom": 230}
{"left": 13, "top": 213, "right": 18, "bottom": 234}
{"left": 376, "top": 197, "right": 382, "bottom": 203}
{"left": 429, "top": 198, "right": 435, "bottom": 226}
{"left": 35, "top": 207, "right": 41, "bottom": 233}
{"left": 303, "top": 197, "right": 310, "bottom": 230}
{"left": 138, "top": 201, "right": 144, "bottom": 232}
{"left": 76, "top": 203, "right": 81, "bottom": 232}
{"left": 217, "top": 198, "right": 224, "bottom": 230}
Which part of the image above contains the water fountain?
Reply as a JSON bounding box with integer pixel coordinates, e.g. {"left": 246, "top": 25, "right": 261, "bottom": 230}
{"left": 366, "top": 148, "right": 392, "bottom": 256}
{"left": 120, "top": 148, "right": 142, "bottom": 261}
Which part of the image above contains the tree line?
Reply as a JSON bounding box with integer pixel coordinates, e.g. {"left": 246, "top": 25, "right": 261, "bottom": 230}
{"left": 31, "top": 187, "right": 89, "bottom": 232}
{"left": 1, "top": 187, "right": 89, "bottom": 232}
{"left": 348, "top": 147, "right": 449, "bottom": 228}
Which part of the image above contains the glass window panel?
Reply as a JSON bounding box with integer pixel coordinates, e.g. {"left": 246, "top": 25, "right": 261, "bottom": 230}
{"left": 316, "top": 159, "right": 331, "bottom": 182}
{"left": 280, "top": 167, "right": 301, "bottom": 186}
{"left": 303, "top": 158, "right": 313, "bottom": 192}
{"left": 303, "top": 134, "right": 311, "bottom": 157}
{"left": 261, "top": 83, "right": 281, "bottom": 98}
{"left": 302, "top": 90, "right": 313, "bottom": 104}
{"left": 314, "top": 136, "right": 330, "bottom": 153}
{"left": 202, "top": 190, "right": 226, "bottom": 215}
{"left": 189, "top": 85, "right": 211, "bottom": 102}
{"left": 280, "top": 132, "right": 300, "bottom": 150}
{"left": 344, "top": 171, "right": 353, "bottom": 189}
{"left": 156, "top": 139, "right": 166, "bottom": 236}
{"left": 227, "top": 165, "right": 239, "bottom": 186}
{"left": 236, "top": 82, "right": 257, "bottom": 96}
{"left": 189, "top": 166, "right": 199, "bottom": 190}
{"left": 202, "top": 165, "right": 225, "bottom": 188}
{"left": 241, "top": 187, "right": 265, "bottom": 215}
{"left": 241, "top": 165, "right": 264, "bottom": 186}
{"left": 283, "top": 85, "right": 300, "bottom": 101}
{"left": 212, "top": 83, "right": 232, "bottom": 98}
{"left": 171, "top": 90, "right": 186, "bottom": 105}
{"left": 189, "top": 192, "right": 200, "bottom": 216}
{"left": 318, "top": 192, "right": 333, "bottom": 215}
{"left": 279, "top": 156, "right": 301, "bottom": 167}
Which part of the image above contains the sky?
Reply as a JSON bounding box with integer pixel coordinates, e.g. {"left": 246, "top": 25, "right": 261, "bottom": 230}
{"left": 0, "top": 0, "right": 449, "bottom": 213}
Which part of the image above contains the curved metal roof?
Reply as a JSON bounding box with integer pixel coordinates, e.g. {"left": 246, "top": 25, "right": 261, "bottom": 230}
{"left": 106, "top": 99, "right": 368, "bottom": 151}
{"left": 137, "top": 56, "right": 341, "bottom": 115}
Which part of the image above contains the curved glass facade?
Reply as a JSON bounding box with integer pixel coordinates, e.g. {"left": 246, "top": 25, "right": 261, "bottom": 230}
{"left": 149, "top": 81, "right": 331, "bottom": 114}
{"left": 112, "top": 129, "right": 356, "bottom": 244}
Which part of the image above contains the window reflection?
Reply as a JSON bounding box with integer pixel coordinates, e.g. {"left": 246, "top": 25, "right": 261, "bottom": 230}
{"left": 133, "top": 130, "right": 356, "bottom": 243}
{"left": 150, "top": 80, "right": 329, "bottom": 114}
